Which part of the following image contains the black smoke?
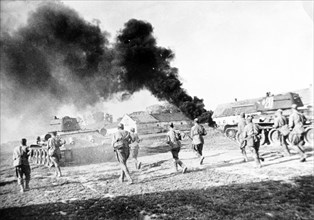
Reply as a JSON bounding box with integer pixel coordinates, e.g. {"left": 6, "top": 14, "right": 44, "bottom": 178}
{"left": 1, "top": 2, "right": 214, "bottom": 142}
{"left": 0, "top": 2, "right": 122, "bottom": 113}
{"left": 115, "top": 19, "right": 214, "bottom": 124}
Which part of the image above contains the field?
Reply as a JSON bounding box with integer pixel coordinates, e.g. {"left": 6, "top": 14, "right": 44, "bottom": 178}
{"left": 0, "top": 129, "right": 313, "bottom": 219}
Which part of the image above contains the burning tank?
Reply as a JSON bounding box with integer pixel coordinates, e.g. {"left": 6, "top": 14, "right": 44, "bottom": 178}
{"left": 213, "top": 91, "right": 313, "bottom": 146}
{"left": 30, "top": 116, "right": 113, "bottom": 166}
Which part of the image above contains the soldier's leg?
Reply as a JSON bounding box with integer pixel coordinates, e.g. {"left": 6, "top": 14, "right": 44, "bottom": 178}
{"left": 192, "top": 144, "right": 202, "bottom": 158}
{"left": 117, "top": 148, "right": 133, "bottom": 183}
{"left": 250, "top": 144, "right": 261, "bottom": 168}
{"left": 171, "top": 148, "right": 179, "bottom": 172}
{"left": 174, "top": 148, "right": 187, "bottom": 173}
{"left": 241, "top": 146, "right": 248, "bottom": 162}
{"left": 24, "top": 165, "right": 31, "bottom": 191}
{"left": 280, "top": 134, "right": 291, "bottom": 156}
{"left": 198, "top": 144, "right": 205, "bottom": 165}
{"left": 50, "top": 156, "right": 62, "bottom": 177}
{"left": 296, "top": 142, "right": 306, "bottom": 162}
{"left": 120, "top": 162, "right": 132, "bottom": 183}
{"left": 291, "top": 134, "right": 306, "bottom": 162}
{"left": 16, "top": 166, "right": 24, "bottom": 193}
{"left": 119, "top": 169, "right": 125, "bottom": 182}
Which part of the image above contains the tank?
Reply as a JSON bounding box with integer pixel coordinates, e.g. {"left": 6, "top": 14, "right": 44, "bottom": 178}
{"left": 29, "top": 116, "right": 110, "bottom": 166}
{"left": 213, "top": 92, "right": 313, "bottom": 146}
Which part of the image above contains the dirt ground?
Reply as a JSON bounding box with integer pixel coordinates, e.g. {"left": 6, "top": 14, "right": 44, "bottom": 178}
{"left": 0, "top": 129, "right": 313, "bottom": 219}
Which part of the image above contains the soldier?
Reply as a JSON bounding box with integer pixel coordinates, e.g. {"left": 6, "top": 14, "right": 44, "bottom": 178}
{"left": 242, "top": 116, "right": 263, "bottom": 168}
{"left": 47, "top": 131, "right": 66, "bottom": 177}
{"left": 289, "top": 104, "right": 306, "bottom": 162}
{"left": 190, "top": 118, "right": 207, "bottom": 165}
{"left": 129, "top": 128, "right": 142, "bottom": 169}
{"left": 166, "top": 123, "right": 187, "bottom": 173}
{"left": 112, "top": 123, "right": 133, "bottom": 184}
{"left": 237, "top": 112, "right": 248, "bottom": 162}
{"left": 273, "top": 109, "right": 291, "bottom": 156}
{"left": 13, "top": 138, "right": 31, "bottom": 193}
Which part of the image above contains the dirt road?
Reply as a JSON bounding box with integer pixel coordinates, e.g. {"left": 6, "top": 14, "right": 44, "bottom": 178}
{"left": 0, "top": 130, "right": 313, "bottom": 219}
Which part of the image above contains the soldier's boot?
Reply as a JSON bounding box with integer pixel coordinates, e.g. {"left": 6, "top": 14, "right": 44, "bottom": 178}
{"left": 18, "top": 179, "right": 24, "bottom": 193}
{"left": 177, "top": 160, "right": 187, "bottom": 174}
{"left": 199, "top": 156, "right": 205, "bottom": 165}
{"left": 25, "top": 179, "right": 30, "bottom": 191}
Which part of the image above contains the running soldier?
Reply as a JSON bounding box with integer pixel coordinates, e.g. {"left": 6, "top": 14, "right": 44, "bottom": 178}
{"left": 242, "top": 116, "right": 263, "bottom": 168}
{"left": 289, "top": 104, "right": 307, "bottom": 162}
{"left": 190, "top": 118, "right": 207, "bottom": 165}
{"left": 129, "top": 128, "right": 142, "bottom": 169}
{"left": 166, "top": 123, "right": 187, "bottom": 174}
{"left": 13, "top": 138, "right": 31, "bottom": 193}
{"left": 112, "top": 123, "right": 133, "bottom": 184}
{"left": 273, "top": 109, "right": 291, "bottom": 156}
{"left": 237, "top": 112, "right": 248, "bottom": 162}
{"left": 47, "top": 131, "right": 66, "bottom": 177}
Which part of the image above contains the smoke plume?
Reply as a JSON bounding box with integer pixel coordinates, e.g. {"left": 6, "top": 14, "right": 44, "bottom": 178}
{"left": 115, "top": 19, "right": 214, "bottom": 123}
{"left": 1, "top": 2, "right": 213, "bottom": 142}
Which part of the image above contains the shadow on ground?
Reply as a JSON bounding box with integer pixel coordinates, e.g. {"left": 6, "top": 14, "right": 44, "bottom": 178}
{"left": 1, "top": 175, "right": 313, "bottom": 220}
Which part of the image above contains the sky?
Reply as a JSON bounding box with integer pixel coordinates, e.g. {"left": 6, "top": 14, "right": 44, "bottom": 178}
{"left": 61, "top": 0, "right": 313, "bottom": 116}
{"left": 0, "top": 0, "right": 313, "bottom": 142}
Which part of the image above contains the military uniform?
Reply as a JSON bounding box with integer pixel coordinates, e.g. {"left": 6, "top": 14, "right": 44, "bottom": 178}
{"left": 112, "top": 128, "right": 133, "bottom": 183}
{"left": 166, "top": 127, "right": 187, "bottom": 173}
{"left": 190, "top": 123, "right": 207, "bottom": 164}
{"left": 237, "top": 117, "right": 248, "bottom": 161}
{"left": 48, "top": 135, "right": 65, "bottom": 177}
{"left": 289, "top": 108, "right": 306, "bottom": 161}
{"left": 243, "top": 120, "right": 263, "bottom": 168}
{"left": 273, "top": 112, "right": 291, "bottom": 156}
{"left": 13, "top": 144, "right": 31, "bottom": 192}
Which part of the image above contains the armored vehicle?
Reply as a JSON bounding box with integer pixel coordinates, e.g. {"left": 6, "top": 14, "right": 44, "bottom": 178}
{"left": 213, "top": 92, "right": 313, "bottom": 146}
{"left": 30, "top": 116, "right": 111, "bottom": 166}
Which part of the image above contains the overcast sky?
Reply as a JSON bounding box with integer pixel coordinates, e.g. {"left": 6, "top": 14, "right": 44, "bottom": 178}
{"left": 1, "top": 0, "right": 313, "bottom": 120}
